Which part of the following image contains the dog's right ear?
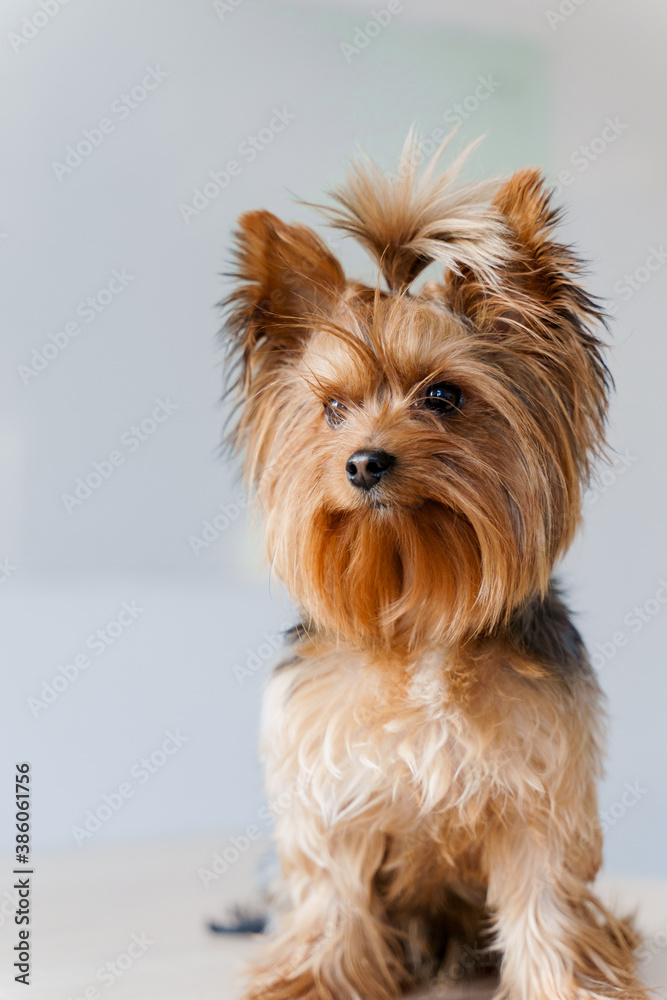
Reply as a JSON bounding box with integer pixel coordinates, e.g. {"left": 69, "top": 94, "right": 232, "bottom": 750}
{"left": 224, "top": 210, "right": 346, "bottom": 405}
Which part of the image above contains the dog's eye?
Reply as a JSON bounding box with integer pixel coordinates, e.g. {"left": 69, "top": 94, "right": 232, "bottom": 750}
{"left": 421, "top": 382, "right": 463, "bottom": 416}
{"left": 324, "top": 398, "right": 347, "bottom": 428}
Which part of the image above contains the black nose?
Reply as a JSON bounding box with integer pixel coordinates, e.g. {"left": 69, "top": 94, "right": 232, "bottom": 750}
{"left": 345, "top": 449, "right": 395, "bottom": 491}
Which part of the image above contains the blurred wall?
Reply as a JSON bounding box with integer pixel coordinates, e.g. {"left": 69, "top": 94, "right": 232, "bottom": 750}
{"left": 0, "top": 0, "right": 665, "bottom": 878}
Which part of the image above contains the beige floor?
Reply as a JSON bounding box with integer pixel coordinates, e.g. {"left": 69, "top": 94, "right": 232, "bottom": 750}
{"left": 1, "top": 837, "right": 666, "bottom": 1000}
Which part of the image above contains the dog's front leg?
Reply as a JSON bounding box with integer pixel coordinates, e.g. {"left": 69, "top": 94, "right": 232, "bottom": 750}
{"left": 241, "top": 820, "right": 406, "bottom": 1000}
{"left": 237, "top": 658, "right": 410, "bottom": 999}
{"left": 486, "top": 820, "right": 648, "bottom": 1000}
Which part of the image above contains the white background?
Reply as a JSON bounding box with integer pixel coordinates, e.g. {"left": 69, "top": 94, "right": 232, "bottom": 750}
{"left": 0, "top": 0, "right": 665, "bottom": 878}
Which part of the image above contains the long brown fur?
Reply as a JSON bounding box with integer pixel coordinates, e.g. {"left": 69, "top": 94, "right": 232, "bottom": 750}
{"left": 222, "top": 134, "right": 648, "bottom": 1000}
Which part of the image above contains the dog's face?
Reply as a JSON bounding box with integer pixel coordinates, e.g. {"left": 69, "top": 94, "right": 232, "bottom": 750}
{"left": 225, "top": 145, "right": 609, "bottom": 652}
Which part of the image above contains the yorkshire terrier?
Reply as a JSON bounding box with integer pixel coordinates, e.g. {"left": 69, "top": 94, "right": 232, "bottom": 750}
{"left": 222, "top": 133, "right": 649, "bottom": 1000}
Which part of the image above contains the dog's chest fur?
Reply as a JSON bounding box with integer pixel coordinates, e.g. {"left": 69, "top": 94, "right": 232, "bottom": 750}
{"left": 263, "top": 645, "right": 546, "bottom": 845}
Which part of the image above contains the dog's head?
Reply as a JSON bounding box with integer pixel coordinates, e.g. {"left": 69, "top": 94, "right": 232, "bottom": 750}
{"left": 224, "top": 135, "right": 609, "bottom": 652}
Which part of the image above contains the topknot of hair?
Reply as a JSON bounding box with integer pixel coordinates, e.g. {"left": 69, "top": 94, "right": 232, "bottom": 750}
{"left": 313, "top": 128, "right": 510, "bottom": 292}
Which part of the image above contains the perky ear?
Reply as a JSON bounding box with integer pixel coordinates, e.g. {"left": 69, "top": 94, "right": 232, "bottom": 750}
{"left": 224, "top": 209, "right": 346, "bottom": 400}
{"left": 446, "top": 167, "right": 611, "bottom": 467}
{"left": 447, "top": 167, "right": 608, "bottom": 347}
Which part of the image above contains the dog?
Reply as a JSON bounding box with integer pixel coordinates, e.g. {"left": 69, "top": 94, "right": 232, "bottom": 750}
{"left": 222, "top": 132, "right": 649, "bottom": 1000}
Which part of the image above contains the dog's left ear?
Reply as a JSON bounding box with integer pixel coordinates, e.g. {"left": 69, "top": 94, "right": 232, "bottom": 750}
{"left": 446, "top": 168, "right": 610, "bottom": 461}
{"left": 447, "top": 167, "right": 607, "bottom": 352}
{"left": 224, "top": 209, "right": 346, "bottom": 401}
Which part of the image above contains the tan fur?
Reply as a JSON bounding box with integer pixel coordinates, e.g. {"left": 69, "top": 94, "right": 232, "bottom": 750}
{"left": 312, "top": 130, "right": 509, "bottom": 291}
{"left": 222, "top": 135, "right": 648, "bottom": 1000}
